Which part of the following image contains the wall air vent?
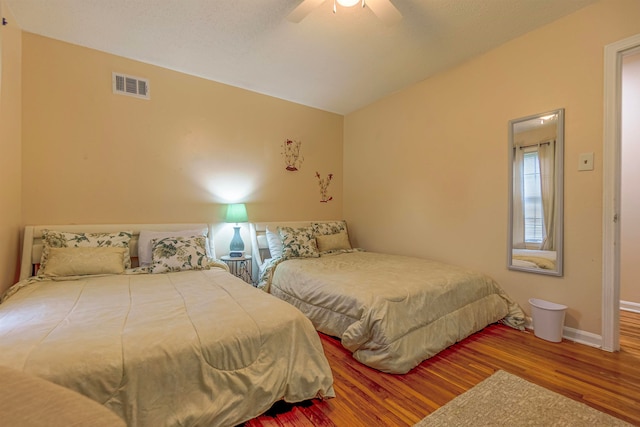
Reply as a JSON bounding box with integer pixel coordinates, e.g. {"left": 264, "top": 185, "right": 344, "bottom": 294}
{"left": 112, "top": 72, "right": 150, "bottom": 100}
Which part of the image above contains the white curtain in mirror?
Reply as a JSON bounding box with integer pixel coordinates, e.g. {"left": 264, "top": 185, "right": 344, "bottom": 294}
{"left": 538, "top": 141, "right": 556, "bottom": 251}
{"left": 512, "top": 142, "right": 556, "bottom": 250}
{"left": 512, "top": 146, "right": 526, "bottom": 249}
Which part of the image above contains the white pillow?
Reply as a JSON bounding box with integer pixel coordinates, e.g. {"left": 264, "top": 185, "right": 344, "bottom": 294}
{"left": 265, "top": 227, "right": 284, "bottom": 259}
{"left": 138, "top": 228, "right": 209, "bottom": 267}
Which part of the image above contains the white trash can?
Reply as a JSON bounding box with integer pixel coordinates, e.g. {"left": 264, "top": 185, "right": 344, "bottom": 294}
{"left": 529, "top": 298, "right": 567, "bottom": 343}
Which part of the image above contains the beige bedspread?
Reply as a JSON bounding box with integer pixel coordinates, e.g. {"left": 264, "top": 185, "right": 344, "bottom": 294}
{"left": 0, "top": 269, "right": 334, "bottom": 427}
{"left": 512, "top": 255, "right": 556, "bottom": 270}
{"left": 268, "top": 252, "right": 525, "bottom": 374}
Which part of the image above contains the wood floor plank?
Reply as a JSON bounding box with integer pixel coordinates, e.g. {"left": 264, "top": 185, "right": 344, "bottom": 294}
{"left": 245, "top": 311, "right": 640, "bottom": 426}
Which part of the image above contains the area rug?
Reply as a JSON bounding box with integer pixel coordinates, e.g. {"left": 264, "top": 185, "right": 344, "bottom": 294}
{"left": 413, "top": 370, "right": 632, "bottom": 426}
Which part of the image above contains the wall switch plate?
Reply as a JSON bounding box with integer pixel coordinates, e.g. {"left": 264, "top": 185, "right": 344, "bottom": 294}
{"left": 578, "top": 152, "right": 594, "bottom": 171}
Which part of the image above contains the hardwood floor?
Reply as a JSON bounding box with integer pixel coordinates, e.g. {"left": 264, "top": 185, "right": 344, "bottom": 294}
{"left": 245, "top": 311, "right": 640, "bottom": 426}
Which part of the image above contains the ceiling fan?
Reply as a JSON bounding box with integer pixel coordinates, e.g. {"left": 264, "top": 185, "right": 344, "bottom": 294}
{"left": 287, "top": 0, "right": 402, "bottom": 26}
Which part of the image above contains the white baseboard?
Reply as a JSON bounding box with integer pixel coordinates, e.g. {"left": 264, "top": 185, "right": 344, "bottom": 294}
{"left": 522, "top": 301, "right": 638, "bottom": 349}
{"left": 523, "top": 316, "right": 602, "bottom": 348}
{"left": 620, "top": 300, "right": 640, "bottom": 313}
{"left": 562, "top": 326, "right": 602, "bottom": 348}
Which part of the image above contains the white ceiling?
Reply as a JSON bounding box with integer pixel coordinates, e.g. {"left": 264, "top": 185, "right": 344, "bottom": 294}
{"left": 5, "top": 0, "right": 596, "bottom": 115}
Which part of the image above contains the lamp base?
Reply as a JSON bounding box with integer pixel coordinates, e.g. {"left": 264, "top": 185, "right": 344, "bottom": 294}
{"left": 229, "top": 226, "right": 245, "bottom": 258}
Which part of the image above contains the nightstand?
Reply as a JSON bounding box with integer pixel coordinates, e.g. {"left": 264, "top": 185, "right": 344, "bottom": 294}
{"left": 220, "top": 255, "right": 253, "bottom": 285}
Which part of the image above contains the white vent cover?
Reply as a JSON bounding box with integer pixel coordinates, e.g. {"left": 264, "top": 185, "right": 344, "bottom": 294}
{"left": 112, "top": 72, "right": 150, "bottom": 99}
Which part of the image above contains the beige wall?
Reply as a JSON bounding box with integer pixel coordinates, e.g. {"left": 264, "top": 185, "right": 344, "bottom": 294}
{"left": 5, "top": 0, "right": 639, "bottom": 335}
{"left": 21, "top": 34, "right": 343, "bottom": 257}
{"left": 0, "top": 0, "right": 22, "bottom": 293}
{"left": 621, "top": 51, "right": 640, "bottom": 305}
{"left": 344, "top": 0, "right": 640, "bottom": 335}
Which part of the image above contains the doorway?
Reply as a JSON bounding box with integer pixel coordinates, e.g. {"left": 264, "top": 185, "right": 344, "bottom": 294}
{"left": 603, "top": 34, "right": 640, "bottom": 352}
{"left": 620, "top": 51, "right": 640, "bottom": 315}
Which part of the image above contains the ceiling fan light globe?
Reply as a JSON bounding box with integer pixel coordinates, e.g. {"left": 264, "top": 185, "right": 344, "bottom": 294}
{"left": 336, "top": 0, "right": 360, "bottom": 7}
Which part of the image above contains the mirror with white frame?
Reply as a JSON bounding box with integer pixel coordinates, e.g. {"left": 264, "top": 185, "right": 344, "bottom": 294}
{"left": 508, "top": 108, "right": 564, "bottom": 276}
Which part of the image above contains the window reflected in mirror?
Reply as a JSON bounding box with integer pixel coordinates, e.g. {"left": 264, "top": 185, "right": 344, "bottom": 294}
{"left": 508, "top": 109, "right": 564, "bottom": 276}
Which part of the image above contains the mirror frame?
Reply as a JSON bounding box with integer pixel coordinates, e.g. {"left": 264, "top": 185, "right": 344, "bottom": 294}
{"left": 507, "top": 108, "right": 564, "bottom": 276}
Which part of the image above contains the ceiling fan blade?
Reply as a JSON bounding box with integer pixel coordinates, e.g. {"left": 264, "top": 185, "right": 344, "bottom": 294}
{"left": 365, "top": 0, "right": 402, "bottom": 26}
{"left": 287, "top": 0, "right": 327, "bottom": 23}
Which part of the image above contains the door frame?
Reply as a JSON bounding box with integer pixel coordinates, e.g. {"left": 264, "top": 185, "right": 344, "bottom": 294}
{"left": 602, "top": 33, "right": 640, "bottom": 352}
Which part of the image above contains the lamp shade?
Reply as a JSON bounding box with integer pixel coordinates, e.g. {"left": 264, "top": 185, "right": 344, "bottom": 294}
{"left": 225, "top": 203, "right": 248, "bottom": 223}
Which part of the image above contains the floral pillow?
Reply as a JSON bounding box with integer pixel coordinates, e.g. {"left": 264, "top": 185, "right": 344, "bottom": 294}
{"left": 138, "top": 228, "right": 209, "bottom": 267}
{"left": 312, "top": 221, "right": 352, "bottom": 254}
{"left": 277, "top": 226, "right": 319, "bottom": 259}
{"left": 149, "top": 235, "right": 210, "bottom": 274}
{"left": 39, "top": 230, "right": 132, "bottom": 276}
{"left": 312, "top": 221, "right": 348, "bottom": 236}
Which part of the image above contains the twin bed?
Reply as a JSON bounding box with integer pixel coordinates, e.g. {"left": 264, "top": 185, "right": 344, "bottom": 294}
{"left": 0, "top": 224, "right": 334, "bottom": 427}
{"left": 251, "top": 220, "right": 525, "bottom": 374}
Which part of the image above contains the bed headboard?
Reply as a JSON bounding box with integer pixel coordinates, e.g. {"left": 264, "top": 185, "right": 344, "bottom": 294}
{"left": 249, "top": 220, "right": 337, "bottom": 270}
{"left": 19, "top": 224, "right": 214, "bottom": 281}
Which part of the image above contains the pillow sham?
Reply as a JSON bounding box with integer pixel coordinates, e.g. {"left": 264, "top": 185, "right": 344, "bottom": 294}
{"left": 277, "top": 226, "right": 319, "bottom": 259}
{"left": 149, "top": 235, "right": 210, "bottom": 274}
{"left": 39, "top": 230, "right": 132, "bottom": 276}
{"left": 42, "top": 247, "right": 126, "bottom": 277}
{"left": 312, "top": 220, "right": 348, "bottom": 236}
{"left": 312, "top": 221, "right": 352, "bottom": 254}
{"left": 265, "top": 227, "right": 284, "bottom": 259}
{"left": 315, "top": 231, "right": 352, "bottom": 253}
{"left": 138, "top": 228, "right": 209, "bottom": 267}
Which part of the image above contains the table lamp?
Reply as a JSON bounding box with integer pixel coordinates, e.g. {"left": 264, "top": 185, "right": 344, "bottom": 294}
{"left": 226, "top": 203, "right": 248, "bottom": 257}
